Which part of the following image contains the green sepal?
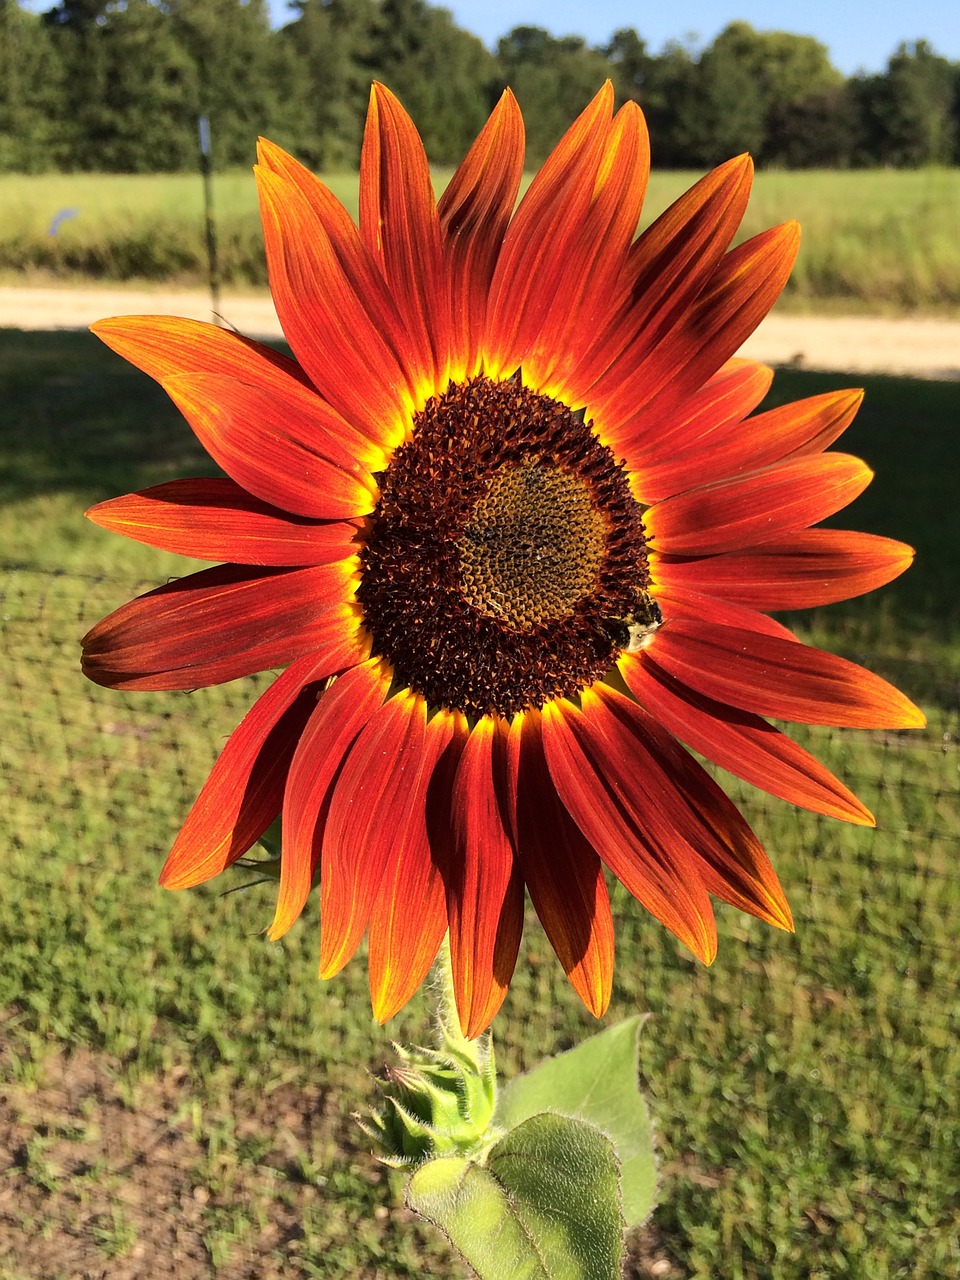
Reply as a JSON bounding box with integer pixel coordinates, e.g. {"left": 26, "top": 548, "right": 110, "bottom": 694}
{"left": 360, "top": 1034, "right": 499, "bottom": 1168}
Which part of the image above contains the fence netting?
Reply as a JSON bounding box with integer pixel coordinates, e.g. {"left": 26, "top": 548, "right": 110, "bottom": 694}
{"left": 2, "top": 559, "right": 958, "bottom": 1277}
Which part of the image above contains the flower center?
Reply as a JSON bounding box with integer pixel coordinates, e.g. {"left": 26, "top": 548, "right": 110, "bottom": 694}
{"left": 457, "top": 462, "right": 607, "bottom": 629}
{"left": 356, "top": 375, "right": 657, "bottom": 718}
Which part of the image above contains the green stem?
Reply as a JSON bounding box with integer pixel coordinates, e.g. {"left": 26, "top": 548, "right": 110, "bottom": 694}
{"left": 435, "top": 932, "right": 488, "bottom": 1074}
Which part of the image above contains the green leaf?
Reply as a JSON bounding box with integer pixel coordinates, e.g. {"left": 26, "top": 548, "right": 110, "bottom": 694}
{"left": 494, "top": 1016, "right": 656, "bottom": 1228}
{"left": 407, "top": 1112, "right": 623, "bottom": 1280}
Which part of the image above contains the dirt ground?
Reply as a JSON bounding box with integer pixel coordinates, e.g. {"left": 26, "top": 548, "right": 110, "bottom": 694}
{"left": 2, "top": 284, "right": 959, "bottom": 380}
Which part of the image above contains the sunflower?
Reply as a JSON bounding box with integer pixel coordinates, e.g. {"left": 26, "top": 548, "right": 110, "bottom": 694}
{"left": 82, "top": 83, "right": 923, "bottom": 1037}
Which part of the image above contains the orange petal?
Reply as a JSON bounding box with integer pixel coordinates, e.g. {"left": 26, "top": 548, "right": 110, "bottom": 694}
{"left": 161, "top": 372, "right": 377, "bottom": 521}
{"left": 87, "top": 479, "right": 360, "bottom": 567}
{"left": 655, "top": 530, "right": 916, "bottom": 610}
{"left": 592, "top": 222, "right": 800, "bottom": 440}
{"left": 270, "top": 658, "right": 392, "bottom": 941}
{"left": 448, "top": 716, "right": 525, "bottom": 1037}
{"left": 636, "top": 388, "right": 863, "bottom": 502}
{"left": 438, "top": 90, "right": 525, "bottom": 376}
{"left": 319, "top": 690, "right": 427, "bottom": 980}
{"left": 368, "top": 708, "right": 469, "bottom": 1023}
{"left": 645, "top": 453, "right": 873, "bottom": 556}
{"left": 581, "top": 684, "right": 793, "bottom": 930}
{"left": 91, "top": 313, "right": 310, "bottom": 393}
{"left": 256, "top": 133, "right": 416, "bottom": 422}
{"left": 484, "top": 83, "right": 614, "bottom": 378}
{"left": 81, "top": 562, "right": 362, "bottom": 690}
{"left": 648, "top": 619, "right": 926, "bottom": 729}
{"left": 360, "top": 84, "right": 451, "bottom": 390}
{"left": 541, "top": 699, "right": 718, "bottom": 962}
{"left": 526, "top": 100, "right": 650, "bottom": 392}
{"left": 505, "top": 711, "right": 613, "bottom": 1018}
{"left": 620, "top": 650, "right": 875, "bottom": 826}
{"left": 569, "top": 155, "right": 754, "bottom": 413}
{"left": 623, "top": 357, "right": 773, "bottom": 474}
{"left": 255, "top": 161, "right": 411, "bottom": 451}
{"left": 158, "top": 650, "right": 339, "bottom": 890}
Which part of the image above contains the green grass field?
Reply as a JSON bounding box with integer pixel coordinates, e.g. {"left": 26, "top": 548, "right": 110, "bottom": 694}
{"left": 1, "top": 329, "right": 958, "bottom": 1278}
{"left": 2, "top": 167, "right": 960, "bottom": 312}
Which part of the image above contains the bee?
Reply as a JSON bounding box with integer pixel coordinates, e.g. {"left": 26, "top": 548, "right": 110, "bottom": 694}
{"left": 602, "top": 593, "right": 662, "bottom": 654}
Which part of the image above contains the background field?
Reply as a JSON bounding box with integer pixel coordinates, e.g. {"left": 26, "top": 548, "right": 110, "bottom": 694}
{"left": 2, "top": 167, "right": 960, "bottom": 313}
{"left": 1, "top": 328, "right": 958, "bottom": 1279}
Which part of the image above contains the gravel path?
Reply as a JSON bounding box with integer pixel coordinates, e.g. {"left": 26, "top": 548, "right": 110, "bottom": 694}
{"left": 2, "top": 284, "right": 958, "bottom": 380}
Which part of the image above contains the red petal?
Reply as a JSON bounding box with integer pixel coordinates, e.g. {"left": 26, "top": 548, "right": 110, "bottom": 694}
{"left": 158, "top": 651, "right": 338, "bottom": 889}
{"left": 448, "top": 716, "right": 525, "bottom": 1037}
{"left": 636, "top": 388, "right": 862, "bottom": 502}
{"left": 541, "top": 700, "right": 718, "bottom": 962}
{"left": 87, "top": 478, "right": 359, "bottom": 566}
{"left": 360, "top": 84, "right": 451, "bottom": 391}
{"left": 620, "top": 650, "right": 875, "bottom": 826}
{"left": 484, "top": 84, "right": 615, "bottom": 378}
{"left": 656, "top": 530, "right": 915, "bottom": 610}
{"left": 648, "top": 620, "right": 926, "bottom": 729}
{"left": 270, "top": 658, "right": 392, "bottom": 940}
{"left": 573, "top": 685, "right": 793, "bottom": 930}
{"left": 81, "top": 562, "right": 363, "bottom": 690}
{"left": 438, "top": 90, "right": 525, "bottom": 377}
{"left": 592, "top": 223, "right": 799, "bottom": 440}
{"left": 527, "top": 101, "right": 651, "bottom": 393}
{"left": 255, "top": 160, "right": 412, "bottom": 450}
{"left": 645, "top": 453, "right": 873, "bottom": 556}
{"left": 318, "top": 690, "right": 426, "bottom": 979}
{"left": 161, "top": 372, "right": 376, "bottom": 521}
{"left": 572, "top": 155, "right": 754, "bottom": 418}
{"left": 368, "top": 708, "right": 469, "bottom": 1023}
{"left": 656, "top": 587, "right": 798, "bottom": 642}
{"left": 505, "top": 711, "right": 613, "bottom": 1017}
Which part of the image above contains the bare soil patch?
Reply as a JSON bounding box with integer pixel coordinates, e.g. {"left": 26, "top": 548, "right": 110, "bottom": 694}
{"left": 2, "top": 285, "right": 958, "bottom": 380}
{"left": 0, "top": 1045, "right": 340, "bottom": 1280}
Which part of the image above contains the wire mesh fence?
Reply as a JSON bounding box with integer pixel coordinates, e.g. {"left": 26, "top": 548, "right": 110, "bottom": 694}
{"left": 2, "top": 557, "right": 958, "bottom": 1277}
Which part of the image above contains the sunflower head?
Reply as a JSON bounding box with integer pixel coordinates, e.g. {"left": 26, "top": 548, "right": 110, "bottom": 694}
{"left": 83, "top": 83, "right": 923, "bottom": 1037}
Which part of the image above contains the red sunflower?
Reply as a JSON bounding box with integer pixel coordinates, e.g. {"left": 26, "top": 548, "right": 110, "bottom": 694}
{"left": 82, "top": 83, "right": 924, "bottom": 1037}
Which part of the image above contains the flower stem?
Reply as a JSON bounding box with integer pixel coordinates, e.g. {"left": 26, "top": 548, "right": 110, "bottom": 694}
{"left": 434, "top": 933, "right": 492, "bottom": 1078}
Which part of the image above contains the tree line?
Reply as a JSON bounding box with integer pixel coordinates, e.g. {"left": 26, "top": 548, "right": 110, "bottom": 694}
{"left": 2, "top": 0, "right": 958, "bottom": 173}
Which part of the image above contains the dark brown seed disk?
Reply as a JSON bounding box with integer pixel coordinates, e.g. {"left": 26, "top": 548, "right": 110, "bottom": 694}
{"left": 356, "top": 374, "right": 655, "bottom": 718}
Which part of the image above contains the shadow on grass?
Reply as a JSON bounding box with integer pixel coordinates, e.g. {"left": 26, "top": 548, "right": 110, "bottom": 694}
{"left": 2, "top": 327, "right": 956, "bottom": 650}
{"left": 0, "top": 328, "right": 212, "bottom": 503}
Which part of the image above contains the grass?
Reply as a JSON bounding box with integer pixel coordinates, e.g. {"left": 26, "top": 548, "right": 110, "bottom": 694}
{"left": 2, "top": 167, "right": 960, "bottom": 312}
{"left": 1, "top": 329, "right": 958, "bottom": 1278}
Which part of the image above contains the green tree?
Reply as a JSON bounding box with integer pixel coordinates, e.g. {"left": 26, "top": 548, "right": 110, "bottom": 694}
{"left": 673, "top": 32, "right": 768, "bottom": 164}
{"left": 496, "top": 25, "right": 612, "bottom": 164}
{"left": 367, "top": 0, "right": 496, "bottom": 165}
{"left": 95, "top": 0, "right": 198, "bottom": 171}
{"left": 281, "top": 0, "right": 379, "bottom": 169}
{"left": 766, "top": 85, "right": 863, "bottom": 168}
{"left": 864, "top": 41, "right": 958, "bottom": 165}
{"left": 168, "top": 0, "right": 305, "bottom": 167}
{"left": 41, "top": 0, "right": 115, "bottom": 168}
{"left": 0, "top": 1, "right": 65, "bottom": 171}
{"left": 604, "top": 26, "right": 654, "bottom": 106}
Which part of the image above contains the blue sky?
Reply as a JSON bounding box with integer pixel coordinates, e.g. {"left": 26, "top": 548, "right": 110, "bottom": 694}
{"left": 267, "top": 0, "right": 958, "bottom": 76}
